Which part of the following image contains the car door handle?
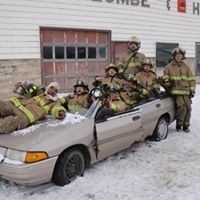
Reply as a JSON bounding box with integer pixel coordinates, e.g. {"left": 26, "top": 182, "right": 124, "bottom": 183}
{"left": 132, "top": 116, "right": 141, "bottom": 121}
{"left": 156, "top": 103, "right": 161, "bottom": 108}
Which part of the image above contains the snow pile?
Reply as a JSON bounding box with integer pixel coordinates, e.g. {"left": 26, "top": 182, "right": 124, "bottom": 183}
{"left": 47, "top": 112, "right": 86, "bottom": 128}
{"left": 11, "top": 123, "right": 43, "bottom": 136}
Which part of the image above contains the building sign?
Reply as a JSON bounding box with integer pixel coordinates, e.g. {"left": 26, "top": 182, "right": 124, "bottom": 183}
{"left": 92, "top": 0, "right": 200, "bottom": 15}
{"left": 92, "top": 0, "right": 150, "bottom": 8}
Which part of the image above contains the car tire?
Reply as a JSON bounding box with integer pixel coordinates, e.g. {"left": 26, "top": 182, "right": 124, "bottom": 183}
{"left": 52, "top": 149, "right": 85, "bottom": 186}
{"left": 152, "top": 117, "right": 168, "bottom": 142}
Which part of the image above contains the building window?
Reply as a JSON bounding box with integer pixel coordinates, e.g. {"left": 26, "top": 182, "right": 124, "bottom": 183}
{"left": 78, "top": 47, "right": 86, "bottom": 59}
{"left": 99, "top": 47, "right": 106, "bottom": 58}
{"left": 55, "top": 46, "right": 64, "bottom": 59}
{"left": 43, "top": 46, "right": 53, "bottom": 59}
{"left": 66, "top": 47, "right": 76, "bottom": 59}
{"left": 156, "top": 43, "right": 178, "bottom": 67}
{"left": 88, "top": 47, "right": 96, "bottom": 59}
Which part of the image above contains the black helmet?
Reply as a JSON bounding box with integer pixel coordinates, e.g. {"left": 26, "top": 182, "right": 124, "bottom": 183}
{"left": 172, "top": 47, "right": 186, "bottom": 58}
{"left": 128, "top": 36, "right": 141, "bottom": 51}
{"left": 25, "top": 83, "right": 38, "bottom": 96}
{"left": 73, "top": 80, "right": 89, "bottom": 91}
{"left": 142, "top": 58, "right": 153, "bottom": 68}
{"left": 105, "top": 63, "right": 118, "bottom": 73}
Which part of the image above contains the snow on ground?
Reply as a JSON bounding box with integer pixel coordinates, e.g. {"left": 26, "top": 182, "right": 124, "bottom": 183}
{"left": 0, "top": 85, "right": 200, "bottom": 200}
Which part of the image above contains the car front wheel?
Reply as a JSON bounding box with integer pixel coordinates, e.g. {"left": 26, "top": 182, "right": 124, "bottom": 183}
{"left": 152, "top": 117, "right": 168, "bottom": 141}
{"left": 52, "top": 149, "right": 85, "bottom": 186}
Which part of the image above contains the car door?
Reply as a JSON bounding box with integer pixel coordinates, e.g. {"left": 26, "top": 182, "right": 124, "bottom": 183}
{"left": 95, "top": 108, "right": 144, "bottom": 161}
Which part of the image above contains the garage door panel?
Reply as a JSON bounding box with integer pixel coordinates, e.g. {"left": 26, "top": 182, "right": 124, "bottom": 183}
{"left": 54, "top": 31, "right": 65, "bottom": 43}
{"left": 55, "top": 62, "right": 65, "bottom": 74}
{"left": 43, "top": 62, "right": 54, "bottom": 75}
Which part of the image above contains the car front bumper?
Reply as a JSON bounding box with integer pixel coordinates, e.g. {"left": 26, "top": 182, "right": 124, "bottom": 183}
{"left": 0, "top": 156, "right": 58, "bottom": 186}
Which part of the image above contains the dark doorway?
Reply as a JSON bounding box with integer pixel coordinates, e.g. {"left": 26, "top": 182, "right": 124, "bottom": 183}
{"left": 196, "top": 42, "right": 200, "bottom": 76}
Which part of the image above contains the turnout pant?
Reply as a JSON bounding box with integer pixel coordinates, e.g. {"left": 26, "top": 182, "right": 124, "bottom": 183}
{"left": 0, "top": 100, "right": 29, "bottom": 134}
{"left": 174, "top": 95, "right": 192, "bottom": 128}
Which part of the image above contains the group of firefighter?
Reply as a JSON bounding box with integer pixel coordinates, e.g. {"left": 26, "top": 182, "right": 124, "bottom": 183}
{"left": 0, "top": 36, "right": 196, "bottom": 134}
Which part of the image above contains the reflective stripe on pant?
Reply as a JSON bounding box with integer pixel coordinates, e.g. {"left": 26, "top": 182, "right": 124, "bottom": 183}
{"left": 175, "top": 95, "right": 192, "bottom": 127}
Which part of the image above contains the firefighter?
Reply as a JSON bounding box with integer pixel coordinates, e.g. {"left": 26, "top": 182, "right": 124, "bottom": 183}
{"left": 61, "top": 80, "right": 90, "bottom": 111}
{"left": 93, "top": 63, "right": 123, "bottom": 91}
{"left": 0, "top": 82, "right": 66, "bottom": 134}
{"left": 117, "top": 36, "right": 146, "bottom": 77}
{"left": 106, "top": 85, "right": 128, "bottom": 112}
{"left": 163, "top": 47, "right": 196, "bottom": 132}
{"left": 136, "top": 58, "right": 160, "bottom": 97}
{"left": 120, "top": 74, "right": 149, "bottom": 106}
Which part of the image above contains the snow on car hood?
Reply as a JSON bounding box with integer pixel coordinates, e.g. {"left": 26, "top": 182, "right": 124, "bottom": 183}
{"left": 0, "top": 113, "right": 87, "bottom": 151}
{"left": 11, "top": 112, "right": 86, "bottom": 136}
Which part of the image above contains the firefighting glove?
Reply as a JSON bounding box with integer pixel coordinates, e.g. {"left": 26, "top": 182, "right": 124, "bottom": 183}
{"left": 58, "top": 110, "right": 66, "bottom": 119}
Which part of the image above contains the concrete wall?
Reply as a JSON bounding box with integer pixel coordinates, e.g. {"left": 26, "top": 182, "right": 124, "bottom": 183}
{"left": 0, "top": 59, "right": 41, "bottom": 99}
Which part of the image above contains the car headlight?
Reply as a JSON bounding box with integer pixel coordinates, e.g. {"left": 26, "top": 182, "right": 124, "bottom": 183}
{"left": 6, "top": 149, "right": 48, "bottom": 163}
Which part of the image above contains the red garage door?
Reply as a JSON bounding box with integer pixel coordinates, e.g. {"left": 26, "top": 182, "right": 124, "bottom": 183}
{"left": 41, "top": 28, "right": 111, "bottom": 92}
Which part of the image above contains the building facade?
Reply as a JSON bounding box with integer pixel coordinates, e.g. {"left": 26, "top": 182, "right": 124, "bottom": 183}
{"left": 0, "top": 0, "right": 200, "bottom": 98}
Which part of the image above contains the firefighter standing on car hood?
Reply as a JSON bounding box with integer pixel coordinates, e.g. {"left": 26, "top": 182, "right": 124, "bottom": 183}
{"left": 0, "top": 82, "right": 66, "bottom": 134}
{"left": 163, "top": 47, "right": 196, "bottom": 133}
{"left": 117, "top": 36, "right": 146, "bottom": 77}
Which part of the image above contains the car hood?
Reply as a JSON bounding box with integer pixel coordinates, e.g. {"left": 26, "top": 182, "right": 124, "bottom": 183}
{"left": 0, "top": 114, "right": 94, "bottom": 154}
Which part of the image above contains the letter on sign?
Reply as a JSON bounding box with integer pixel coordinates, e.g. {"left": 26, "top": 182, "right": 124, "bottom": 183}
{"left": 178, "top": 0, "right": 186, "bottom": 13}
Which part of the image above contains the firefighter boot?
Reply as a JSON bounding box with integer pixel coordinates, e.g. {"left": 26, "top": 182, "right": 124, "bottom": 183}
{"left": 183, "top": 126, "right": 190, "bottom": 133}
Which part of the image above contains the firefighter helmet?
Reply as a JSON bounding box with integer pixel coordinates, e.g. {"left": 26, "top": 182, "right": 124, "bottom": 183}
{"left": 128, "top": 36, "right": 141, "bottom": 51}
{"left": 142, "top": 58, "right": 153, "bottom": 68}
{"left": 105, "top": 63, "right": 118, "bottom": 73}
{"left": 24, "top": 83, "right": 38, "bottom": 97}
{"left": 108, "top": 84, "right": 121, "bottom": 93}
{"left": 172, "top": 47, "right": 186, "bottom": 58}
{"left": 73, "top": 80, "right": 89, "bottom": 90}
{"left": 125, "top": 74, "right": 136, "bottom": 82}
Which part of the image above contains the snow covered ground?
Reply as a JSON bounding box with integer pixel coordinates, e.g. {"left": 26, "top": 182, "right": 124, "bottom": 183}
{"left": 0, "top": 85, "right": 200, "bottom": 200}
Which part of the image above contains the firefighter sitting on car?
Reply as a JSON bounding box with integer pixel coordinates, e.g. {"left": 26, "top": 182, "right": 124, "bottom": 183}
{"left": 104, "top": 84, "right": 128, "bottom": 113}
{"left": 93, "top": 63, "right": 123, "bottom": 91}
{"left": 61, "top": 80, "right": 90, "bottom": 111}
{"left": 136, "top": 58, "right": 160, "bottom": 97}
{"left": 120, "top": 74, "right": 149, "bottom": 106}
{"left": 0, "top": 82, "right": 66, "bottom": 134}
